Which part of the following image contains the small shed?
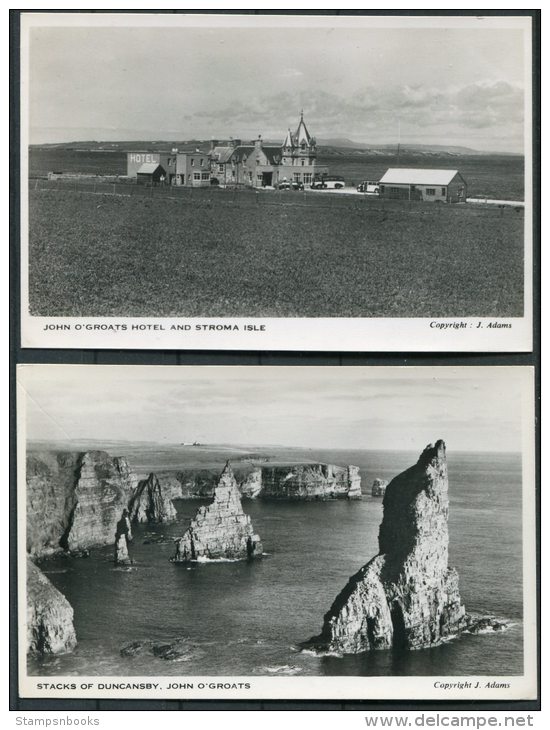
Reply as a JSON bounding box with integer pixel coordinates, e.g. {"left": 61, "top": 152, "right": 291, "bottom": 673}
{"left": 378, "top": 168, "right": 467, "bottom": 203}
{"left": 136, "top": 162, "right": 166, "bottom": 186}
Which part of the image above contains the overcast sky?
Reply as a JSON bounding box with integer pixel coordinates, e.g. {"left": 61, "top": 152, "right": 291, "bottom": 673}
{"left": 25, "top": 16, "right": 528, "bottom": 152}
{"left": 19, "top": 366, "right": 528, "bottom": 453}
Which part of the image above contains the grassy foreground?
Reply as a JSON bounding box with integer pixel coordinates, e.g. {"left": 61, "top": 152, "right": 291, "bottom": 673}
{"left": 28, "top": 188, "right": 524, "bottom": 317}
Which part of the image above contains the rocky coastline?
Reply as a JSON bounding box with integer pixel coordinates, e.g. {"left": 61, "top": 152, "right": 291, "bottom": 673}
{"left": 27, "top": 451, "right": 362, "bottom": 558}
{"left": 27, "top": 558, "right": 77, "bottom": 656}
{"left": 25, "top": 443, "right": 507, "bottom": 665}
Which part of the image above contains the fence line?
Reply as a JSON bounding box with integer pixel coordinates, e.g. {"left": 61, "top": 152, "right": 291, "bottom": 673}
{"left": 29, "top": 182, "right": 523, "bottom": 218}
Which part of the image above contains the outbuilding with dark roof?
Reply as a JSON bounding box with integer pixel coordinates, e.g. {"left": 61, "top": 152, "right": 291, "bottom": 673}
{"left": 136, "top": 162, "right": 167, "bottom": 185}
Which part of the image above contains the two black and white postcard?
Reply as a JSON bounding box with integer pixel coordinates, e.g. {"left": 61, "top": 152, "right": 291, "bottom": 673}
{"left": 12, "top": 9, "right": 540, "bottom": 711}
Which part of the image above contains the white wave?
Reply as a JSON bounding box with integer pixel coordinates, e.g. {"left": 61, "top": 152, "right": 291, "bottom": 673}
{"left": 263, "top": 665, "right": 303, "bottom": 675}
{"left": 300, "top": 647, "right": 344, "bottom": 659}
{"left": 195, "top": 556, "right": 244, "bottom": 563}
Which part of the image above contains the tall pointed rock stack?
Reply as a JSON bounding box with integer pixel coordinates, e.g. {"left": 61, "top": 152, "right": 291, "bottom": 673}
{"left": 303, "top": 440, "right": 467, "bottom": 654}
{"left": 172, "top": 462, "right": 263, "bottom": 562}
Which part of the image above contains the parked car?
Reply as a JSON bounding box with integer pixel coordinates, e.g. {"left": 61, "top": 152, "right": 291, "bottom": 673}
{"left": 311, "top": 175, "right": 345, "bottom": 190}
{"left": 357, "top": 180, "right": 380, "bottom": 195}
{"left": 277, "top": 180, "right": 304, "bottom": 191}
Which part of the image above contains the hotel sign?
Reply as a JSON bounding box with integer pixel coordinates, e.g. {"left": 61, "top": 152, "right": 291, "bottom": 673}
{"left": 128, "top": 153, "right": 160, "bottom": 164}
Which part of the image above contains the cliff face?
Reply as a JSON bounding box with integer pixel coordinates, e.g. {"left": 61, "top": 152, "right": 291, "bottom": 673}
{"left": 27, "top": 558, "right": 77, "bottom": 655}
{"left": 260, "top": 463, "right": 361, "bottom": 500}
{"left": 303, "top": 441, "right": 466, "bottom": 654}
{"left": 239, "top": 468, "right": 263, "bottom": 498}
{"left": 138, "top": 463, "right": 360, "bottom": 501}
{"left": 173, "top": 462, "right": 262, "bottom": 562}
{"left": 27, "top": 450, "right": 139, "bottom": 557}
{"left": 62, "top": 451, "right": 138, "bottom": 551}
{"left": 129, "top": 473, "right": 177, "bottom": 523}
{"left": 27, "top": 452, "right": 82, "bottom": 556}
{"left": 174, "top": 468, "right": 249, "bottom": 498}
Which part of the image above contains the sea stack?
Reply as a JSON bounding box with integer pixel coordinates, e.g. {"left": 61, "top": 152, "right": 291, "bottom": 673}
{"left": 27, "top": 558, "right": 77, "bottom": 655}
{"left": 172, "top": 462, "right": 262, "bottom": 562}
{"left": 371, "top": 479, "right": 388, "bottom": 497}
{"left": 303, "top": 440, "right": 466, "bottom": 654}
{"left": 129, "top": 473, "right": 177, "bottom": 523}
{"left": 114, "top": 509, "right": 132, "bottom": 566}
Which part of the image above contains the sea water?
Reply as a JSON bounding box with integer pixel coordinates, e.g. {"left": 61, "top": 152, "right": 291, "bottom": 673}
{"left": 29, "top": 448, "right": 523, "bottom": 677}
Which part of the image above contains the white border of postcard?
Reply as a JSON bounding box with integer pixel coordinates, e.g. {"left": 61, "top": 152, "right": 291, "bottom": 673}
{"left": 17, "top": 365, "right": 537, "bottom": 700}
{"left": 19, "top": 13, "right": 534, "bottom": 352}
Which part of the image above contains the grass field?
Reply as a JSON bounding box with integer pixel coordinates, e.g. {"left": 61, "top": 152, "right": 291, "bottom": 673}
{"left": 29, "top": 148, "right": 525, "bottom": 201}
{"left": 28, "top": 187, "right": 524, "bottom": 318}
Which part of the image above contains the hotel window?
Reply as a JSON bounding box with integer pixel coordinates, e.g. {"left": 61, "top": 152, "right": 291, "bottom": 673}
{"left": 426, "top": 188, "right": 436, "bottom": 196}
{"left": 257, "top": 173, "right": 263, "bottom": 181}
{"left": 202, "top": 172, "right": 209, "bottom": 180}
{"left": 193, "top": 172, "right": 201, "bottom": 180}
{"left": 191, "top": 159, "right": 195, "bottom": 167}
{"left": 441, "top": 187, "right": 446, "bottom": 196}
{"left": 218, "top": 164, "right": 224, "bottom": 173}
{"left": 301, "top": 160, "right": 305, "bottom": 166}
{"left": 200, "top": 158, "right": 204, "bottom": 166}
{"left": 303, "top": 173, "right": 312, "bottom": 184}
{"left": 293, "top": 173, "right": 301, "bottom": 182}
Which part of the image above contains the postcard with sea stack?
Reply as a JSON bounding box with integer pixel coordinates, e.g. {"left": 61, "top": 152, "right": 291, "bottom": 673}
{"left": 18, "top": 365, "right": 537, "bottom": 700}
{"left": 19, "top": 12, "right": 535, "bottom": 351}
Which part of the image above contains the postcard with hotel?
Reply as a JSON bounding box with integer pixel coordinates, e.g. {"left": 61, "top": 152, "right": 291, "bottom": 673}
{"left": 19, "top": 12, "right": 535, "bottom": 352}
{"left": 17, "top": 364, "right": 537, "bottom": 701}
